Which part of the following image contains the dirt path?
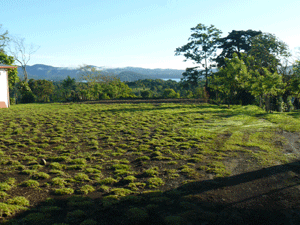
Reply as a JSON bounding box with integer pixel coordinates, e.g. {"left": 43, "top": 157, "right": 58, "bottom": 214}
{"left": 180, "top": 131, "right": 300, "bottom": 225}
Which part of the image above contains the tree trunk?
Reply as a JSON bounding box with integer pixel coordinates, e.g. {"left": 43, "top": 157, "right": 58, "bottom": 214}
{"left": 22, "top": 66, "right": 28, "bottom": 83}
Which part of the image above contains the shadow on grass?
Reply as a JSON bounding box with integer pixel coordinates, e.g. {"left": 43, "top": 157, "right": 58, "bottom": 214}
{"left": 3, "top": 160, "right": 300, "bottom": 225}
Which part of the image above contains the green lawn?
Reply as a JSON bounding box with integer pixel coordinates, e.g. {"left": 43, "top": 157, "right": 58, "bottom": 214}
{"left": 0, "top": 103, "right": 299, "bottom": 224}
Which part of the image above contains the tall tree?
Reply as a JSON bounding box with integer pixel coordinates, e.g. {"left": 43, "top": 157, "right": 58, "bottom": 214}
{"left": 249, "top": 68, "right": 285, "bottom": 112}
{"left": 248, "top": 33, "right": 291, "bottom": 73}
{"left": 180, "top": 66, "right": 200, "bottom": 88}
{"left": 175, "top": 23, "right": 222, "bottom": 88}
{"left": 288, "top": 60, "right": 300, "bottom": 100}
{"left": 28, "top": 79, "right": 54, "bottom": 102}
{"left": 0, "top": 51, "right": 19, "bottom": 90}
{"left": 210, "top": 53, "right": 249, "bottom": 107}
{"left": 0, "top": 24, "right": 9, "bottom": 52}
{"left": 216, "top": 30, "right": 262, "bottom": 67}
{"left": 8, "top": 37, "right": 39, "bottom": 82}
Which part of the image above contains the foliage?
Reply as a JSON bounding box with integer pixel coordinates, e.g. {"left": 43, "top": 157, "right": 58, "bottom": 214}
{"left": 216, "top": 29, "right": 262, "bottom": 67}
{"left": 180, "top": 66, "right": 201, "bottom": 88}
{"left": 28, "top": 79, "right": 54, "bottom": 102}
{"left": 175, "top": 23, "right": 222, "bottom": 87}
{"left": 210, "top": 53, "right": 250, "bottom": 107}
{"left": 0, "top": 51, "right": 19, "bottom": 90}
{"left": 0, "top": 103, "right": 299, "bottom": 223}
{"left": 162, "top": 88, "right": 180, "bottom": 98}
{"left": 17, "top": 81, "right": 36, "bottom": 103}
{"left": 0, "top": 24, "right": 9, "bottom": 51}
{"left": 248, "top": 33, "right": 291, "bottom": 73}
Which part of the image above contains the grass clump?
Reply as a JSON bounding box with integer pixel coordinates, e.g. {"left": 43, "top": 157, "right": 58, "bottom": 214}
{"left": 0, "top": 182, "right": 12, "bottom": 191}
{"left": 143, "top": 167, "right": 159, "bottom": 177}
{"left": 110, "top": 188, "right": 132, "bottom": 197}
{"left": 97, "top": 177, "right": 117, "bottom": 185}
{"left": 80, "top": 219, "right": 98, "bottom": 225}
{"left": 78, "top": 185, "right": 95, "bottom": 195}
{"left": 0, "top": 191, "right": 9, "bottom": 199}
{"left": 20, "top": 180, "right": 40, "bottom": 188}
{"left": 54, "top": 187, "right": 74, "bottom": 195}
{"left": 66, "top": 209, "right": 86, "bottom": 224}
{"left": 52, "top": 177, "right": 68, "bottom": 187}
{"left": 32, "top": 172, "right": 50, "bottom": 179}
{"left": 127, "top": 207, "right": 149, "bottom": 223}
{"left": 123, "top": 175, "right": 137, "bottom": 183}
{"left": 74, "top": 173, "right": 90, "bottom": 182}
{"left": 71, "top": 158, "right": 87, "bottom": 165}
{"left": 147, "top": 177, "right": 165, "bottom": 188}
{"left": 49, "top": 162, "right": 65, "bottom": 170}
{"left": 6, "top": 196, "right": 30, "bottom": 206}
{"left": 0, "top": 202, "right": 27, "bottom": 217}
{"left": 164, "top": 215, "right": 185, "bottom": 225}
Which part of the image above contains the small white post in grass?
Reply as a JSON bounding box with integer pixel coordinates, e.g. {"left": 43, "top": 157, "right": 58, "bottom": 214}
{"left": 0, "top": 64, "right": 18, "bottom": 108}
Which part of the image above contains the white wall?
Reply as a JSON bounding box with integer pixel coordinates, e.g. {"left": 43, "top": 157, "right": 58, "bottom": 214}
{"left": 0, "top": 69, "right": 9, "bottom": 107}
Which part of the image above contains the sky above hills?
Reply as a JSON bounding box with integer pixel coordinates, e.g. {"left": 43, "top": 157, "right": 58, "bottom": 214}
{"left": 1, "top": 0, "right": 300, "bottom": 70}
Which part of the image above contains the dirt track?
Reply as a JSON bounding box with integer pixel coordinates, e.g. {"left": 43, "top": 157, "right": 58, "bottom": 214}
{"left": 63, "top": 98, "right": 208, "bottom": 105}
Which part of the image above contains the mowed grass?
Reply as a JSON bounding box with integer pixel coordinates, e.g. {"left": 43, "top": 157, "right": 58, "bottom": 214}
{"left": 0, "top": 103, "right": 299, "bottom": 224}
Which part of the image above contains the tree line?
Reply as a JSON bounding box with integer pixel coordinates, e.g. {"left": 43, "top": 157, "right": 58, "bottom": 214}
{"left": 175, "top": 24, "right": 300, "bottom": 112}
{"left": 1, "top": 23, "right": 300, "bottom": 111}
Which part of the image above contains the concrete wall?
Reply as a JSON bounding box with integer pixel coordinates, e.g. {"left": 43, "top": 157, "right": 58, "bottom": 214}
{"left": 0, "top": 69, "right": 9, "bottom": 108}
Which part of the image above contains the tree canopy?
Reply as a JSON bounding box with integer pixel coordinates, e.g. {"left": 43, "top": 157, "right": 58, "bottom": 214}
{"left": 216, "top": 30, "right": 262, "bottom": 67}
{"left": 175, "top": 23, "right": 222, "bottom": 87}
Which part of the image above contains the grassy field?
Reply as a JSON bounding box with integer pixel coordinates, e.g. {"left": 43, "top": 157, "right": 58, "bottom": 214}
{"left": 0, "top": 102, "right": 299, "bottom": 224}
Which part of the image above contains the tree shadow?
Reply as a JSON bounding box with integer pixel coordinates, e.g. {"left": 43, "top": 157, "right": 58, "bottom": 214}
{"left": 3, "top": 160, "right": 300, "bottom": 225}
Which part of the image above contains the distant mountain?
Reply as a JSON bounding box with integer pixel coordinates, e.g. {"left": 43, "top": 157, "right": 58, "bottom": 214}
{"left": 17, "top": 64, "right": 185, "bottom": 82}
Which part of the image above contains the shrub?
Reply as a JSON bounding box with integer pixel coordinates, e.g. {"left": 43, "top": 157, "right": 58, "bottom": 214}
{"left": 162, "top": 89, "right": 179, "bottom": 99}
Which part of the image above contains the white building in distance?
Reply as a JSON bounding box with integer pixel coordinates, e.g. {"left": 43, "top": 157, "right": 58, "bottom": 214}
{"left": 0, "top": 64, "right": 18, "bottom": 108}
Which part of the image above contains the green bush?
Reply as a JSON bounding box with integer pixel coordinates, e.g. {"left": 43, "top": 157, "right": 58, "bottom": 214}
{"left": 162, "top": 89, "right": 179, "bottom": 98}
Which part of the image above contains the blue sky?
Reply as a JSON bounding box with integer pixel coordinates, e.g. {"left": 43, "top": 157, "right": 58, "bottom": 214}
{"left": 1, "top": 0, "right": 299, "bottom": 69}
